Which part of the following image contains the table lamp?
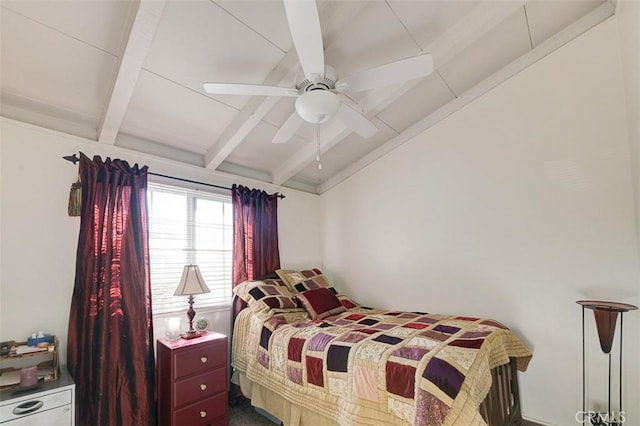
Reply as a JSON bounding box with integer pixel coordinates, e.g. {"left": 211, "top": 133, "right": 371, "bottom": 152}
{"left": 174, "top": 264, "right": 210, "bottom": 339}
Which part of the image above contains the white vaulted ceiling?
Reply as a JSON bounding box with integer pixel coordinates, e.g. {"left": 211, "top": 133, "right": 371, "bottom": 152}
{"left": 0, "top": 0, "right": 613, "bottom": 193}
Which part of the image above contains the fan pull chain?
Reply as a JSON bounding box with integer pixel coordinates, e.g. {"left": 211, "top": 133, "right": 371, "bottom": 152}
{"left": 316, "top": 124, "right": 322, "bottom": 171}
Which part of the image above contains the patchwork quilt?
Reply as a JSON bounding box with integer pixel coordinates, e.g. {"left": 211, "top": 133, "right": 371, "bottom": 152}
{"left": 233, "top": 307, "right": 532, "bottom": 426}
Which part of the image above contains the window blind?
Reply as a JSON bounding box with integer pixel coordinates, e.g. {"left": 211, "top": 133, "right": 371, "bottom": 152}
{"left": 148, "top": 182, "right": 233, "bottom": 314}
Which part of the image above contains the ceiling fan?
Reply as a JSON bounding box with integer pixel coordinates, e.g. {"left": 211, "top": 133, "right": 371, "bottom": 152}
{"left": 203, "top": 0, "right": 434, "bottom": 144}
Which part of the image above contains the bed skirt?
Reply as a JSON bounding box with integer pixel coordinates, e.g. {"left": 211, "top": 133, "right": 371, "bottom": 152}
{"left": 233, "top": 369, "right": 337, "bottom": 426}
{"left": 233, "top": 357, "right": 523, "bottom": 426}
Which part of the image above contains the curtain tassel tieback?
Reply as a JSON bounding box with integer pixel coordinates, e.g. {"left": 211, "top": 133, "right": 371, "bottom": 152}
{"left": 68, "top": 180, "right": 82, "bottom": 217}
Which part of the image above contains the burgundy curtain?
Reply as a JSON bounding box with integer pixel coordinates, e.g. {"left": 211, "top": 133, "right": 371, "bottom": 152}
{"left": 231, "top": 184, "right": 281, "bottom": 307}
{"left": 67, "top": 153, "right": 156, "bottom": 426}
{"left": 230, "top": 184, "right": 281, "bottom": 405}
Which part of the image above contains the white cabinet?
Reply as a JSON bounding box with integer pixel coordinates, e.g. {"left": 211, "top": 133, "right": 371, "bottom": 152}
{"left": 0, "top": 368, "right": 74, "bottom": 426}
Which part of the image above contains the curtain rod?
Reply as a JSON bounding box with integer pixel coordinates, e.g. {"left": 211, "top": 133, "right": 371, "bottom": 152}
{"left": 62, "top": 153, "right": 285, "bottom": 199}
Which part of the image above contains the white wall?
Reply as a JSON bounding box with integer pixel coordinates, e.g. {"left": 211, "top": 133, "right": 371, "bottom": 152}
{"left": 320, "top": 17, "right": 639, "bottom": 426}
{"left": 0, "top": 119, "right": 322, "bottom": 362}
{"left": 615, "top": 4, "right": 640, "bottom": 424}
{"left": 616, "top": 0, "right": 640, "bottom": 246}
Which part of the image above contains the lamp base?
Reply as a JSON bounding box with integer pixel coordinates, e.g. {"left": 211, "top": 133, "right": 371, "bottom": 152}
{"left": 181, "top": 330, "right": 202, "bottom": 340}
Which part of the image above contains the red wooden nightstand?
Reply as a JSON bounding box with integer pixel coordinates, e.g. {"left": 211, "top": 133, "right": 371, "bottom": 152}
{"left": 157, "top": 331, "right": 228, "bottom": 425}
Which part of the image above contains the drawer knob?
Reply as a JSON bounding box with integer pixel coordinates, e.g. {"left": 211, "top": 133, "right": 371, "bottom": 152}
{"left": 200, "top": 356, "right": 208, "bottom": 363}
{"left": 200, "top": 383, "right": 207, "bottom": 391}
{"left": 200, "top": 410, "right": 207, "bottom": 418}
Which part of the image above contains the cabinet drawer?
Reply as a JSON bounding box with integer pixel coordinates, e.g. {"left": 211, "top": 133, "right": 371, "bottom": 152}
{"left": 173, "top": 393, "right": 227, "bottom": 426}
{"left": 0, "top": 390, "right": 72, "bottom": 423}
{"left": 173, "top": 341, "right": 226, "bottom": 379}
{"left": 174, "top": 367, "right": 227, "bottom": 408}
{"left": 0, "top": 404, "right": 72, "bottom": 425}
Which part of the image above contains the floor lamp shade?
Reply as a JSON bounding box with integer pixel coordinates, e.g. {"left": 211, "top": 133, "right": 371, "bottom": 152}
{"left": 174, "top": 265, "right": 210, "bottom": 339}
{"left": 593, "top": 309, "right": 619, "bottom": 354}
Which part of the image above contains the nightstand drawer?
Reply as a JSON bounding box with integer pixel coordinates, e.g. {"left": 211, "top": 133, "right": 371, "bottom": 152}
{"left": 174, "top": 367, "right": 227, "bottom": 408}
{"left": 173, "top": 341, "right": 226, "bottom": 379}
{"left": 173, "top": 393, "right": 227, "bottom": 426}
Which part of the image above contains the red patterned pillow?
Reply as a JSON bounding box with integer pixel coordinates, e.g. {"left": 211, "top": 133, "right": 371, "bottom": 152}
{"left": 296, "top": 287, "right": 346, "bottom": 320}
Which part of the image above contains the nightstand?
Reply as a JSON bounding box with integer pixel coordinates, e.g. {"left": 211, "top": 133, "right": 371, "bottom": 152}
{"left": 157, "top": 332, "right": 228, "bottom": 426}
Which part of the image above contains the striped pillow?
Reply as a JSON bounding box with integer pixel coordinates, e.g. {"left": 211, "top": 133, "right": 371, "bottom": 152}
{"left": 233, "top": 279, "right": 305, "bottom": 320}
{"left": 276, "top": 268, "right": 334, "bottom": 293}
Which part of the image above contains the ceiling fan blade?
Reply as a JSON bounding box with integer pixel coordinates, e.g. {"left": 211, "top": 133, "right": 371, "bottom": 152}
{"left": 203, "top": 83, "right": 298, "bottom": 97}
{"left": 283, "top": 0, "right": 325, "bottom": 82}
{"left": 335, "top": 54, "right": 434, "bottom": 93}
{"left": 336, "top": 103, "right": 378, "bottom": 139}
{"left": 272, "top": 112, "right": 304, "bottom": 144}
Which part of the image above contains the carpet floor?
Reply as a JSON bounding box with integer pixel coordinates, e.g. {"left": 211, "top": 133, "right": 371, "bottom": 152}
{"left": 229, "top": 399, "right": 280, "bottom": 426}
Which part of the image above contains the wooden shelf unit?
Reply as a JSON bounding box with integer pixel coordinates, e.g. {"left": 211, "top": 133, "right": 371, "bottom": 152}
{"left": 0, "top": 336, "right": 59, "bottom": 389}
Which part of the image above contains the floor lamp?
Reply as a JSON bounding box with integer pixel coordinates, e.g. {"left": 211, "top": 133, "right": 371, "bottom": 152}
{"left": 576, "top": 300, "right": 637, "bottom": 426}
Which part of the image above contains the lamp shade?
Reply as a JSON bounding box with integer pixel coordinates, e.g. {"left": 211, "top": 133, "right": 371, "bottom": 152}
{"left": 295, "top": 90, "right": 340, "bottom": 124}
{"left": 174, "top": 265, "right": 210, "bottom": 296}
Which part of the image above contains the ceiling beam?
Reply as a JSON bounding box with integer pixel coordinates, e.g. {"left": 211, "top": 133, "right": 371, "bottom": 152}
{"left": 358, "top": 0, "right": 526, "bottom": 116}
{"left": 203, "top": 50, "right": 300, "bottom": 170}
{"left": 273, "top": 119, "right": 352, "bottom": 185}
{"left": 97, "top": 0, "right": 167, "bottom": 144}
{"left": 203, "top": 0, "right": 371, "bottom": 170}
{"left": 317, "top": 0, "right": 615, "bottom": 194}
{"left": 271, "top": 0, "right": 526, "bottom": 186}
{"left": 0, "top": 91, "right": 98, "bottom": 140}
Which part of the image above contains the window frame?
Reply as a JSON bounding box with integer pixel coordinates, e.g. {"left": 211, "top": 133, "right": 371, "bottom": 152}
{"left": 147, "top": 180, "right": 233, "bottom": 316}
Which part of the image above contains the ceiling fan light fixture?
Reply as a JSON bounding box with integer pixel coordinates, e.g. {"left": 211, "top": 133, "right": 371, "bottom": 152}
{"left": 295, "top": 90, "right": 340, "bottom": 124}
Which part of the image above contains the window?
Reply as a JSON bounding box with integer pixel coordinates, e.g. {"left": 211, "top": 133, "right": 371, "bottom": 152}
{"left": 147, "top": 182, "right": 233, "bottom": 314}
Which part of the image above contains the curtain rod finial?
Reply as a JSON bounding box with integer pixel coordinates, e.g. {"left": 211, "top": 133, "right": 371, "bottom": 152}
{"left": 63, "top": 154, "right": 80, "bottom": 164}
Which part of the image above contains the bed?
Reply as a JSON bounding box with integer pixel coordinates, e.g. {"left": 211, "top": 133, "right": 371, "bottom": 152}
{"left": 231, "top": 269, "right": 533, "bottom": 426}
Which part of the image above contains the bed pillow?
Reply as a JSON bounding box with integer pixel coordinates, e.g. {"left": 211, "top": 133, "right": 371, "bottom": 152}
{"left": 233, "top": 280, "right": 305, "bottom": 320}
{"left": 274, "top": 269, "right": 304, "bottom": 288}
{"left": 295, "top": 287, "right": 347, "bottom": 320}
{"left": 337, "top": 294, "right": 360, "bottom": 310}
{"left": 255, "top": 272, "right": 280, "bottom": 280}
{"left": 276, "top": 268, "right": 335, "bottom": 293}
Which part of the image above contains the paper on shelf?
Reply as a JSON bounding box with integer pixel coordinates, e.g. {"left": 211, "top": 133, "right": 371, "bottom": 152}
{"left": 0, "top": 370, "right": 21, "bottom": 386}
{"left": 37, "top": 367, "right": 54, "bottom": 378}
{"left": 15, "top": 345, "right": 46, "bottom": 355}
